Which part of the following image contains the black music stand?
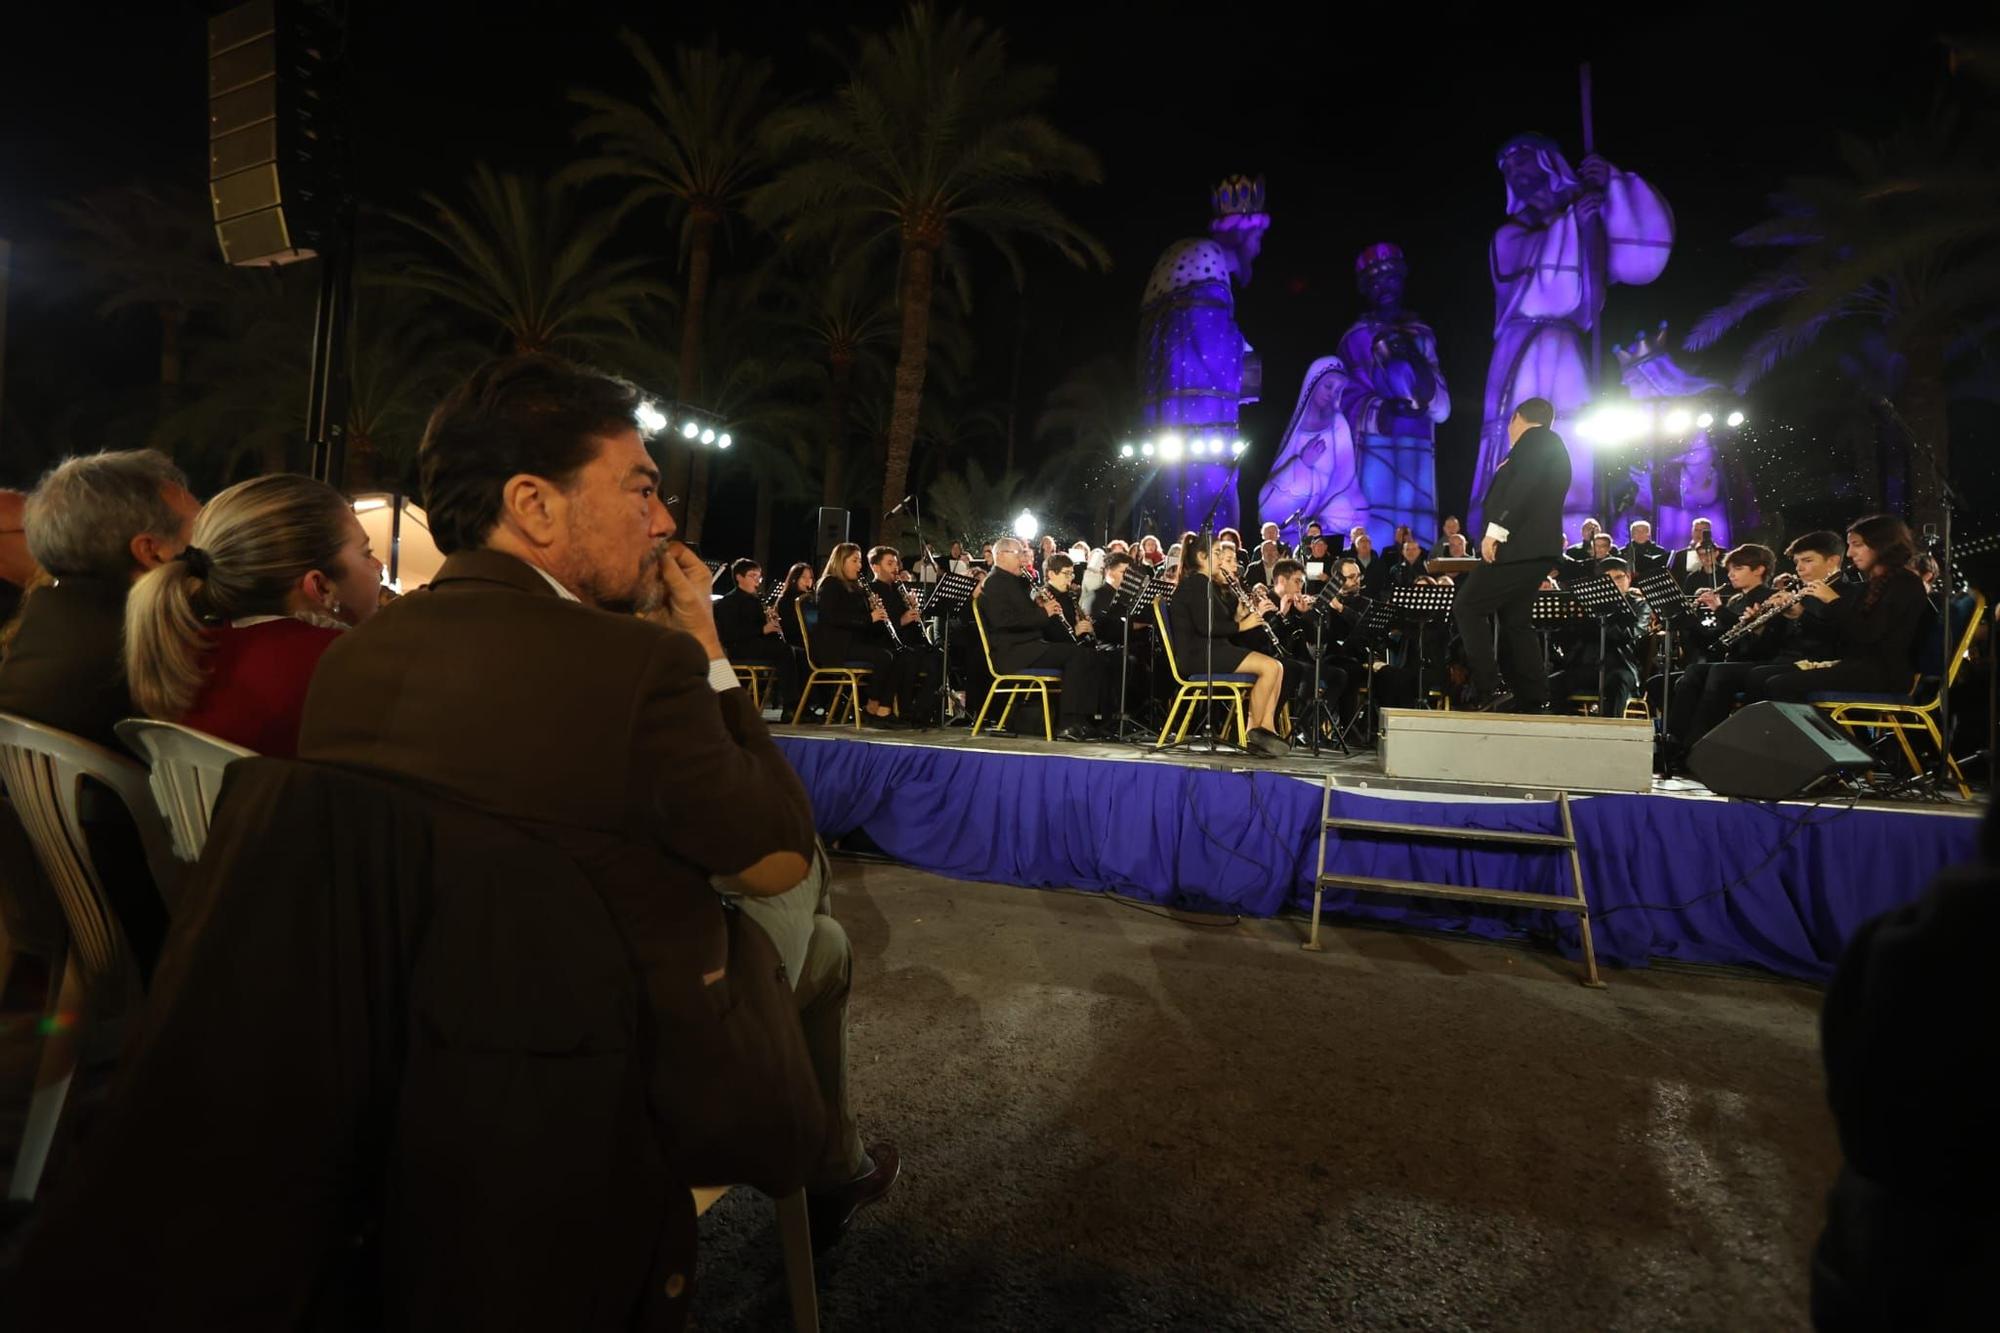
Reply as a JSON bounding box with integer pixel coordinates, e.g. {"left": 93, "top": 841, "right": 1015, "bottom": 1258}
{"left": 1567, "top": 574, "right": 1633, "bottom": 709}
{"left": 1355, "top": 597, "right": 1397, "bottom": 738}
{"left": 1388, "top": 583, "right": 1456, "bottom": 708}
{"left": 1294, "top": 599, "right": 1349, "bottom": 757}
{"left": 1103, "top": 569, "right": 1171, "bottom": 741}
{"left": 1638, "top": 570, "right": 1692, "bottom": 751}
{"left": 921, "top": 571, "right": 979, "bottom": 729}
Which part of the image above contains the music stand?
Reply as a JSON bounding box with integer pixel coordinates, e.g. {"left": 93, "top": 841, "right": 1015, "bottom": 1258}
{"left": 921, "top": 571, "right": 979, "bottom": 729}
{"left": 1293, "top": 599, "right": 1349, "bottom": 757}
{"left": 1638, "top": 570, "right": 1693, "bottom": 752}
{"left": 1567, "top": 574, "right": 1634, "bottom": 709}
{"left": 1388, "top": 583, "right": 1456, "bottom": 708}
{"left": 1103, "top": 568, "right": 1171, "bottom": 741}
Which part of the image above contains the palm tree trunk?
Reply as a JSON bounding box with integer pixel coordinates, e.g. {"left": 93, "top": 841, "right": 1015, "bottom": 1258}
{"left": 823, "top": 356, "right": 852, "bottom": 508}
{"left": 881, "top": 244, "right": 937, "bottom": 541}
{"left": 1899, "top": 336, "right": 1950, "bottom": 530}
{"left": 159, "top": 305, "right": 185, "bottom": 386}
{"left": 673, "top": 213, "right": 719, "bottom": 539}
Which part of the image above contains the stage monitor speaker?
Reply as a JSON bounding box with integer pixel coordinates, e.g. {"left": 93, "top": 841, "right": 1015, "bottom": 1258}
{"left": 815, "top": 507, "right": 850, "bottom": 564}
{"left": 207, "top": 0, "right": 343, "bottom": 267}
{"left": 1687, "top": 701, "right": 1872, "bottom": 800}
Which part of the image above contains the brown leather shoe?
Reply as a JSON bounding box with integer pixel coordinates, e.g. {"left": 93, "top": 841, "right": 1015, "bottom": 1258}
{"left": 807, "top": 1143, "right": 900, "bottom": 1252}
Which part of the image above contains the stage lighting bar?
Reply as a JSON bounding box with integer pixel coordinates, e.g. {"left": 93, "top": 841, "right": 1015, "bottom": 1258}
{"left": 638, "top": 400, "right": 736, "bottom": 450}
{"left": 1576, "top": 398, "right": 1749, "bottom": 447}
{"left": 1113, "top": 432, "right": 1249, "bottom": 462}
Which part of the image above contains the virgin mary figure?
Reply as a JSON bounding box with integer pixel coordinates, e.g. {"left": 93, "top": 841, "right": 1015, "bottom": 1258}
{"left": 1259, "top": 357, "right": 1364, "bottom": 539}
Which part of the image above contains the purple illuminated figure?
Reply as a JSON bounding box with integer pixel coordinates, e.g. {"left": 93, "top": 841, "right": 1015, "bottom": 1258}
{"left": 1608, "top": 324, "right": 1759, "bottom": 546}
{"left": 1337, "top": 243, "right": 1450, "bottom": 541}
{"left": 1471, "top": 134, "right": 1673, "bottom": 533}
{"left": 1136, "top": 175, "right": 1270, "bottom": 531}
{"left": 1262, "top": 357, "right": 1363, "bottom": 541}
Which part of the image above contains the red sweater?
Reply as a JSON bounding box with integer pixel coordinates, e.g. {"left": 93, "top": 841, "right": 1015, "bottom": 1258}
{"left": 180, "top": 618, "right": 343, "bottom": 757}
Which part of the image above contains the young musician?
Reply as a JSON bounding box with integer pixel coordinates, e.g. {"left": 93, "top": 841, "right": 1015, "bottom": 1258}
{"left": 868, "top": 545, "right": 942, "bottom": 720}
{"left": 1746, "top": 516, "right": 1930, "bottom": 704}
{"left": 1269, "top": 558, "right": 1351, "bottom": 733}
{"left": 814, "top": 543, "right": 920, "bottom": 728}
{"left": 1661, "top": 544, "right": 1782, "bottom": 754}
{"left": 1168, "top": 534, "right": 1290, "bottom": 757}
{"left": 1040, "top": 552, "right": 1093, "bottom": 638}
{"left": 776, "top": 561, "right": 815, "bottom": 649}
{"left": 1550, "top": 556, "right": 1651, "bottom": 718}
{"left": 1083, "top": 550, "right": 1134, "bottom": 646}
{"left": 715, "top": 559, "right": 800, "bottom": 715}
{"left": 974, "top": 537, "right": 1114, "bottom": 740}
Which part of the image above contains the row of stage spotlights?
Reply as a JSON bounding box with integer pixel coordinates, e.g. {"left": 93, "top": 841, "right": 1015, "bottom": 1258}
{"left": 635, "top": 401, "right": 732, "bottom": 450}
{"left": 1576, "top": 402, "right": 1746, "bottom": 447}
{"left": 1117, "top": 433, "right": 1248, "bottom": 461}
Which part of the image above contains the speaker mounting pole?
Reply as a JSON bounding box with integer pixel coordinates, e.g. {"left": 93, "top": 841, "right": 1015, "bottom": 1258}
{"left": 304, "top": 224, "right": 352, "bottom": 487}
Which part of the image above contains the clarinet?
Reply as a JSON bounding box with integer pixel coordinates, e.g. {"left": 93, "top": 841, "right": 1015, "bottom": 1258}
{"left": 1224, "top": 575, "right": 1286, "bottom": 655}
{"left": 1031, "top": 580, "right": 1082, "bottom": 643}
{"left": 1717, "top": 575, "right": 1807, "bottom": 648}
{"left": 865, "top": 582, "right": 909, "bottom": 652}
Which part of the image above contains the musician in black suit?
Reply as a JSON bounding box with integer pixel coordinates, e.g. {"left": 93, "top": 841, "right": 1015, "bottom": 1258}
{"left": 1456, "top": 397, "right": 1571, "bottom": 711}
{"left": 814, "top": 543, "right": 920, "bottom": 728}
{"left": 1562, "top": 518, "right": 1602, "bottom": 565}
{"left": 715, "top": 559, "right": 801, "bottom": 715}
{"left": 1082, "top": 550, "right": 1136, "bottom": 647}
{"left": 867, "top": 545, "right": 942, "bottom": 722}
{"left": 974, "top": 537, "right": 1113, "bottom": 741}
{"left": 1621, "top": 520, "right": 1673, "bottom": 578}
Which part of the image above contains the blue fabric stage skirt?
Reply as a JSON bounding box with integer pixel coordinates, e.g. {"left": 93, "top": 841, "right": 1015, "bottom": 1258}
{"left": 775, "top": 735, "right": 1978, "bottom": 982}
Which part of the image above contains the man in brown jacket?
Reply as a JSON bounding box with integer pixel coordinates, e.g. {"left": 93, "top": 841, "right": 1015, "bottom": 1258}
{"left": 298, "top": 356, "right": 896, "bottom": 1265}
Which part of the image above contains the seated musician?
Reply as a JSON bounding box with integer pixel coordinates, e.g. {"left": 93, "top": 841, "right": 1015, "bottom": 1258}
{"left": 1167, "top": 534, "right": 1290, "bottom": 757}
{"left": 1269, "top": 558, "right": 1351, "bottom": 734}
{"left": 1389, "top": 539, "right": 1429, "bottom": 589}
{"left": 974, "top": 538, "right": 1114, "bottom": 741}
{"left": 715, "top": 558, "right": 800, "bottom": 715}
{"left": 867, "top": 545, "right": 941, "bottom": 720}
{"left": 1745, "top": 516, "right": 1931, "bottom": 705}
{"left": 776, "top": 562, "right": 815, "bottom": 648}
{"left": 1041, "top": 551, "right": 1090, "bottom": 631}
{"left": 1551, "top": 556, "right": 1651, "bottom": 719}
{"left": 813, "top": 542, "right": 921, "bottom": 729}
{"left": 1083, "top": 550, "right": 1135, "bottom": 646}
{"left": 1676, "top": 540, "right": 1725, "bottom": 595}
{"left": 1661, "top": 543, "right": 1781, "bottom": 759}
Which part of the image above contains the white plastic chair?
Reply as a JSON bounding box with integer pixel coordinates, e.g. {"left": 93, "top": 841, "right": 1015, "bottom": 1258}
{"left": 114, "top": 719, "right": 256, "bottom": 863}
{"left": 691, "top": 1185, "right": 819, "bottom": 1331}
{"left": 0, "top": 712, "right": 180, "bottom": 1201}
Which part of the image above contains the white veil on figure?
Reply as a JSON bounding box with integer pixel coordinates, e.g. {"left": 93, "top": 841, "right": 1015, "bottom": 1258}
{"left": 1258, "top": 356, "right": 1364, "bottom": 536}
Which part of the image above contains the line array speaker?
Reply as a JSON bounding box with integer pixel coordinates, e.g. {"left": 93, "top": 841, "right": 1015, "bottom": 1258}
{"left": 206, "top": 0, "right": 344, "bottom": 267}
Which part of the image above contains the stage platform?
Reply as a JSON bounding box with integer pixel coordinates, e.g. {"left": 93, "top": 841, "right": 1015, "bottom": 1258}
{"left": 769, "top": 723, "right": 1980, "bottom": 984}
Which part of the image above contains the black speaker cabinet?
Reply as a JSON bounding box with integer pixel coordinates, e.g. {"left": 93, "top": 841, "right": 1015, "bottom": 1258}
{"left": 207, "top": 0, "right": 343, "bottom": 266}
{"left": 1688, "top": 701, "right": 1873, "bottom": 800}
{"left": 814, "top": 508, "right": 851, "bottom": 565}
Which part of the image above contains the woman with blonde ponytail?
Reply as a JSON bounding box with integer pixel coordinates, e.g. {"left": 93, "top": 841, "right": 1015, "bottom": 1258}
{"left": 123, "top": 474, "right": 384, "bottom": 755}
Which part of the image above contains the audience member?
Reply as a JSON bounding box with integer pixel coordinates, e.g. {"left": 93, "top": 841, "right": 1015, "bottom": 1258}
{"left": 296, "top": 354, "right": 896, "bottom": 1243}
{"left": 0, "top": 448, "right": 198, "bottom": 748}
{"left": 123, "top": 475, "right": 383, "bottom": 757}
{"left": 0, "top": 488, "right": 35, "bottom": 624}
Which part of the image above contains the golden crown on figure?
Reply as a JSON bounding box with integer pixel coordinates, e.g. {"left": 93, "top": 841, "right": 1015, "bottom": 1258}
{"left": 1210, "top": 174, "right": 1268, "bottom": 219}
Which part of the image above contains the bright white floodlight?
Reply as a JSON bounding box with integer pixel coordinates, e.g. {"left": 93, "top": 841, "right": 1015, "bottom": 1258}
{"left": 699, "top": 428, "right": 716, "bottom": 445}
{"left": 1159, "top": 433, "right": 1184, "bottom": 461}
{"left": 1012, "top": 510, "right": 1039, "bottom": 540}
{"left": 1663, "top": 408, "right": 1693, "bottom": 436}
{"left": 635, "top": 402, "right": 668, "bottom": 435}
{"left": 716, "top": 433, "right": 733, "bottom": 449}
{"left": 681, "top": 420, "right": 700, "bottom": 440}
{"left": 1695, "top": 411, "right": 1715, "bottom": 430}
{"left": 1120, "top": 443, "right": 1134, "bottom": 458}
{"left": 1231, "top": 438, "right": 1247, "bottom": 456}
{"left": 1726, "top": 410, "right": 1746, "bottom": 429}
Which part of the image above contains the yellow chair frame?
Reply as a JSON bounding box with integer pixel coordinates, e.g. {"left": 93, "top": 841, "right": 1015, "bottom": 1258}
{"left": 732, "top": 664, "right": 776, "bottom": 712}
{"left": 1814, "top": 593, "right": 1987, "bottom": 798}
{"left": 969, "top": 600, "right": 1063, "bottom": 741}
{"left": 789, "top": 600, "right": 871, "bottom": 730}
{"left": 1153, "top": 597, "right": 1256, "bottom": 746}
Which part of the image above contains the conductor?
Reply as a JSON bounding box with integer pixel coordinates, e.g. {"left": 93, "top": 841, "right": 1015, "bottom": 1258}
{"left": 1457, "top": 397, "right": 1570, "bottom": 712}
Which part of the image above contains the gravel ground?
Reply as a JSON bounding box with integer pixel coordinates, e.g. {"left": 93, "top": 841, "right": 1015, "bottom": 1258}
{"left": 695, "top": 858, "right": 1838, "bottom": 1331}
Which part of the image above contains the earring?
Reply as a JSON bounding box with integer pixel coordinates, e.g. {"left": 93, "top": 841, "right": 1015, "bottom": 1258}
{"left": 327, "top": 595, "right": 345, "bottom": 618}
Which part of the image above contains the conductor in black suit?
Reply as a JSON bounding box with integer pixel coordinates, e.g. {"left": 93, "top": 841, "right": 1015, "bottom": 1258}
{"left": 1456, "top": 397, "right": 1571, "bottom": 711}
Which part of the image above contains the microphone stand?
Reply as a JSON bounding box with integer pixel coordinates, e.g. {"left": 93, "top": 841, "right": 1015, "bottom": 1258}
{"left": 906, "top": 494, "right": 956, "bottom": 730}
{"left": 1877, "top": 398, "right": 1964, "bottom": 799}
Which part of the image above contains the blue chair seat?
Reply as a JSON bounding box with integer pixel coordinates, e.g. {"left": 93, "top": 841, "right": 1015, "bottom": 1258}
{"left": 1003, "top": 668, "right": 1066, "bottom": 679}
{"left": 1808, "top": 691, "right": 1912, "bottom": 705}
{"left": 839, "top": 661, "right": 877, "bottom": 671}
{"left": 1188, "top": 672, "right": 1258, "bottom": 684}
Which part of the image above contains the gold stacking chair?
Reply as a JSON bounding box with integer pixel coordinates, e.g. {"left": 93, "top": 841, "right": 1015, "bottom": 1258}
{"left": 790, "top": 600, "right": 871, "bottom": 729}
{"left": 969, "top": 601, "right": 1064, "bottom": 741}
{"left": 1809, "top": 593, "right": 1986, "bottom": 798}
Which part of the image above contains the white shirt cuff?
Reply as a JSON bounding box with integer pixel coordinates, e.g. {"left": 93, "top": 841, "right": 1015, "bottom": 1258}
{"left": 1484, "top": 523, "right": 1510, "bottom": 544}
{"left": 707, "top": 657, "right": 739, "bottom": 694}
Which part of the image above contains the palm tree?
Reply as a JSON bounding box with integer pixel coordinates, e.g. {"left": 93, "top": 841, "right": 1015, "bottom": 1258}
{"left": 383, "top": 163, "right": 672, "bottom": 357}
{"left": 1035, "top": 354, "right": 1137, "bottom": 539}
{"left": 568, "top": 33, "right": 775, "bottom": 529}
{"left": 791, "top": 249, "right": 897, "bottom": 508}
{"left": 56, "top": 184, "right": 245, "bottom": 387}
{"left": 925, "top": 459, "right": 1037, "bottom": 552}
{"left": 1688, "top": 102, "right": 2000, "bottom": 524}
{"left": 752, "top": 4, "right": 1109, "bottom": 537}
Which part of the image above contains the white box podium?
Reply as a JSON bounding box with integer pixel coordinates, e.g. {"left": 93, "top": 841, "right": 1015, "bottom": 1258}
{"left": 1379, "top": 708, "right": 1654, "bottom": 793}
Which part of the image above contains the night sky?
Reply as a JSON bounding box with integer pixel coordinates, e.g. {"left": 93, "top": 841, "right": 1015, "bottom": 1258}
{"left": 0, "top": 2, "right": 1974, "bottom": 543}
